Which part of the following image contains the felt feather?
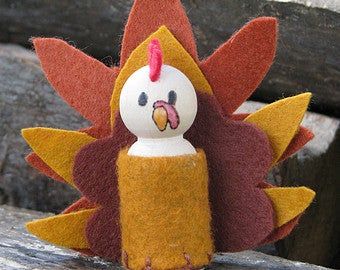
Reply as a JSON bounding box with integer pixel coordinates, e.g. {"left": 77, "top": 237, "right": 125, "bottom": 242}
{"left": 264, "top": 187, "right": 315, "bottom": 227}
{"left": 25, "top": 125, "right": 111, "bottom": 183}
{"left": 231, "top": 114, "right": 314, "bottom": 163}
{"left": 120, "top": 0, "right": 198, "bottom": 66}
{"left": 62, "top": 197, "right": 97, "bottom": 214}
{"left": 22, "top": 128, "right": 96, "bottom": 186}
{"left": 33, "top": 38, "right": 118, "bottom": 129}
{"left": 74, "top": 112, "right": 135, "bottom": 206}
{"left": 257, "top": 182, "right": 302, "bottom": 244}
{"left": 26, "top": 153, "right": 65, "bottom": 183}
{"left": 200, "top": 17, "right": 277, "bottom": 115}
{"left": 278, "top": 126, "right": 314, "bottom": 162}
{"left": 26, "top": 209, "right": 97, "bottom": 249}
{"left": 86, "top": 205, "right": 123, "bottom": 260}
{"left": 73, "top": 113, "right": 134, "bottom": 259}
{"left": 244, "top": 93, "right": 311, "bottom": 164}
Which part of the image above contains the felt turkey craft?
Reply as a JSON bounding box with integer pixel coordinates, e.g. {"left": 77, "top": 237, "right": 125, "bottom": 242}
{"left": 21, "top": 0, "right": 316, "bottom": 269}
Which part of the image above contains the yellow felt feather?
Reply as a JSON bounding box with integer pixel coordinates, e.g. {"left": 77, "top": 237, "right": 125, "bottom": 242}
{"left": 22, "top": 128, "right": 96, "bottom": 186}
{"left": 244, "top": 93, "right": 311, "bottom": 164}
{"left": 264, "top": 186, "right": 315, "bottom": 227}
{"left": 26, "top": 208, "right": 97, "bottom": 249}
{"left": 110, "top": 26, "right": 212, "bottom": 125}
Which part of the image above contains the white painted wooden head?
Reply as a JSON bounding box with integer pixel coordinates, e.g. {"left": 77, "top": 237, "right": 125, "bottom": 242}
{"left": 119, "top": 39, "right": 197, "bottom": 156}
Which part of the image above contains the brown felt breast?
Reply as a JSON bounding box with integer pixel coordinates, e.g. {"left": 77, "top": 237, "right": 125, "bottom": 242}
{"left": 73, "top": 113, "right": 135, "bottom": 259}
{"left": 186, "top": 93, "right": 274, "bottom": 251}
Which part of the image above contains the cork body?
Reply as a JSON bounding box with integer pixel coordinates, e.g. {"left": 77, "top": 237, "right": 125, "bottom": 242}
{"left": 117, "top": 149, "right": 214, "bottom": 270}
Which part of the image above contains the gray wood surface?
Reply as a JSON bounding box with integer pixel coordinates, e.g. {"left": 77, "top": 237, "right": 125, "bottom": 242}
{"left": 0, "top": 206, "right": 332, "bottom": 270}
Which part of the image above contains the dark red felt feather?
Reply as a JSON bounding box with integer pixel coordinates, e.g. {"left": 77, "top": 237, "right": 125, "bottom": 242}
{"left": 73, "top": 113, "right": 135, "bottom": 259}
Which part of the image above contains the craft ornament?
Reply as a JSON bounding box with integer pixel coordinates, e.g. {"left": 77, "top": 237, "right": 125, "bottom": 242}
{"left": 21, "top": 0, "right": 316, "bottom": 269}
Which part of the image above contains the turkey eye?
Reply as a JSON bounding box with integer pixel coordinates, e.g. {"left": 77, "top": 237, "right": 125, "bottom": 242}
{"left": 168, "top": 90, "right": 177, "bottom": 105}
{"left": 138, "top": 92, "right": 148, "bottom": 106}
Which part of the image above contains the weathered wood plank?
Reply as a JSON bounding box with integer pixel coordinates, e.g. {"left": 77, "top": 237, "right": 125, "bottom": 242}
{"left": 0, "top": 43, "right": 86, "bottom": 213}
{"left": 0, "top": 0, "right": 339, "bottom": 117}
{"left": 0, "top": 206, "right": 331, "bottom": 270}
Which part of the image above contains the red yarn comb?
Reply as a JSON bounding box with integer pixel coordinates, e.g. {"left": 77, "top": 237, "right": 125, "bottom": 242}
{"left": 148, "top": 38, "right": 163, "bottom": 82}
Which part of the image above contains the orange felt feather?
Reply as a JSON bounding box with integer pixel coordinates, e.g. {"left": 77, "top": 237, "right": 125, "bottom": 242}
{"left": 264, "top": 187, "right": 315, "bottom": 227}
{"left": 22, "top": 128, "right": 96, "bottom": 186}
{"left": 25, "top": 125, "right": 110, "bottom": 183}
{"left": 26, "top": 209, "right": 97, "bottom": 249}
{"left": 33, "top": 38, "right": 118, "bottom": 128}
{"left": 200, "top": 17, "right": 277, "bottom": 115}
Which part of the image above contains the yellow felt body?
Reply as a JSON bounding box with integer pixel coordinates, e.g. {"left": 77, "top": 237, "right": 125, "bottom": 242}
{"left": 22, "top": 128, "right": 96, "bottom": 186}
{"left": 110, "top": 26, "right": 212, "bottom": 125}
{"left": 26, "top": 208, "right": 97, "bottom": 249}
{"left": 244, "top": 93, "right": 311, "bottom": 164}
{"left": 117, "top": 149, "right": 214, "bottom": 270}
{"left": 264, "top": 187, "right": 315, "bottom": 227}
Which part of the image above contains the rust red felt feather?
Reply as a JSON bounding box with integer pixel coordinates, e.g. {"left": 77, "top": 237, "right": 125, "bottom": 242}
{"left": 33, "top": 38, "right": 118, "bottom": 129}
{"left": 120, "top": 0, "right": 198, "bottom": 66}
{"left": 278, "top": 126, "right": 314, "bottom": 162}
{"left": 62, "top": 196, "right": 97, "bottom": 214}
{"left": 26, "top": 153, "right": 65, "bottom": 183}
{"left": 200, "top": 17, "right": 277, "bottom": 115}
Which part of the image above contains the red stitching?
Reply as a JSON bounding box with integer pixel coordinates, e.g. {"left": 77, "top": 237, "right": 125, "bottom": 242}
{"left": 183, "top": 253, "right": 193, "bottom": 269}
{"left": 122, "top": 250, "right": 129, "bottom": 269}
{"left": 145, "top": 256, "right": 152, "bottom": 270}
